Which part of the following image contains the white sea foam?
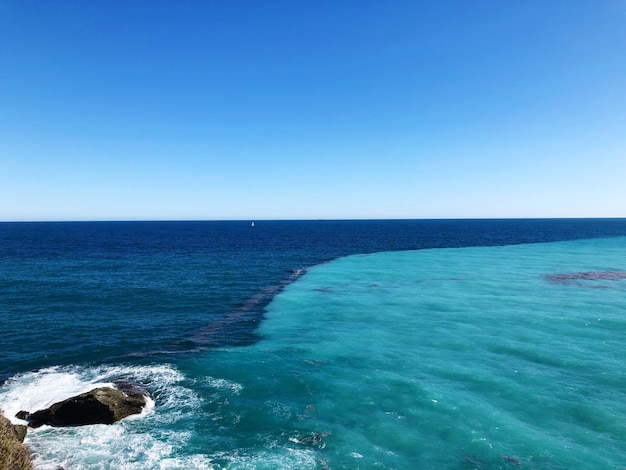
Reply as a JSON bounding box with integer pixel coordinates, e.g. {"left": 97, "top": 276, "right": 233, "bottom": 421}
{"left": 0, "top": 363, "right": 209, "bottom": 470}
{"left": 202, "top": 375, "right": 244, "bottom": 395}
{"left": 0, "top": 369, "right": 111, "bottom": 424}
{"left": 209, "top": 448, "right": 318, "bottom": 469}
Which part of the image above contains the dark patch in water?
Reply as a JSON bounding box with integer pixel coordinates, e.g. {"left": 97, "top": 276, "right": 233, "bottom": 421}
{"left": 187, "top": 268, "right": 307, "bottom": 347}
{"left": 464, "top": 454, "right": 526, "bottom": 469}
{"left": 502, "top": 455, "right": 522, "bottom": 466}
{"left": 291, "top": 431, "right": 331, "bottom": 448}
{"left": 546, "top": 271, "right": 626, "bottom": 286}
{"left": 314, "top": 287, "right": 333, "bottom": 293}
{"left": 463, "top": 455, "right": 484, "bottom": 469}
{"left": 116, "top": 269, "right": 309, "bottom": 360}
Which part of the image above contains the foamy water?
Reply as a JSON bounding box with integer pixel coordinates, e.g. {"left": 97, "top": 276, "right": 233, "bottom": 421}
{"left": 0, "top": 364, "right": 203, "bottom": 469}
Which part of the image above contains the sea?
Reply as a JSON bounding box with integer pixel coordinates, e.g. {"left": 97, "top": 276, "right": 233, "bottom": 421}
{"left": 1, "top": 219, "right": 625, "bottom": 469}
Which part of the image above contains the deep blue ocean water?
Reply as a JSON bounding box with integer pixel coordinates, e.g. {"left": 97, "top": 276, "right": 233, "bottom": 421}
{"left": 1, "top": 219, "right": 625, "bottom": 469}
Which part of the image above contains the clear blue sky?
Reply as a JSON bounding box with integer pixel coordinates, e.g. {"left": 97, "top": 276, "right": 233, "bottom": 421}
{"left": 1, "top": 1, "right": 625, "bottom": 221}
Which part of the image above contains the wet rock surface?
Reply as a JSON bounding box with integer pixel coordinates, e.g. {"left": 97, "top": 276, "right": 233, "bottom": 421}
{"left": 17, "top": 387, "right": 148, "bottom": 428}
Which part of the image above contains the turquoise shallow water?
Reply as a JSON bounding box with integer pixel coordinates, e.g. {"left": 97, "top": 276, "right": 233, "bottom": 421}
{"left": 192, "top": 237, "right": 626, "bottom": 469}
{"left": 1, "top": 230, "right": 626, "bottom": 469}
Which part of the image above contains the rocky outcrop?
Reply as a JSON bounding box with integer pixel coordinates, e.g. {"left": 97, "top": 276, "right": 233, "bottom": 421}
{"left": 0, "top": 410, "right": 32, "bottom": 469}
{"left": 17, "top": 386, "right": 148, "bottom": 428}
{"left": 12, "top": 425, "right": 27, "bottom": 442}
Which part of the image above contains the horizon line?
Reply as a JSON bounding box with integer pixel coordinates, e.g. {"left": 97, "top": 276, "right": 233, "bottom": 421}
{"left": 1, "top": 216, "right": 625, "bottom": 224}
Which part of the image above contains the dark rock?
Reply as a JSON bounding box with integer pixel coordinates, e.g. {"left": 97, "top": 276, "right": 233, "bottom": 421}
{"left": 15, "top": 411, "right": 30, "bottom": 421}
{"left": 113, "top": 379, "right": 149, "bottom": 396}
{"left": 22, "top": 387, "right": 148, "bottom": 428}
{"left": 295, "top": 431, "right": 331, "bottom": 447}
{"left": 0, "top": 410, "right": 33, "bottom": 468}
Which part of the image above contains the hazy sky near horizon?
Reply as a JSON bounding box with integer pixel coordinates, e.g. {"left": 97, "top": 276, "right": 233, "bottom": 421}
{"left": 1, "top": 1, "right": 625, "bottom": 221}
